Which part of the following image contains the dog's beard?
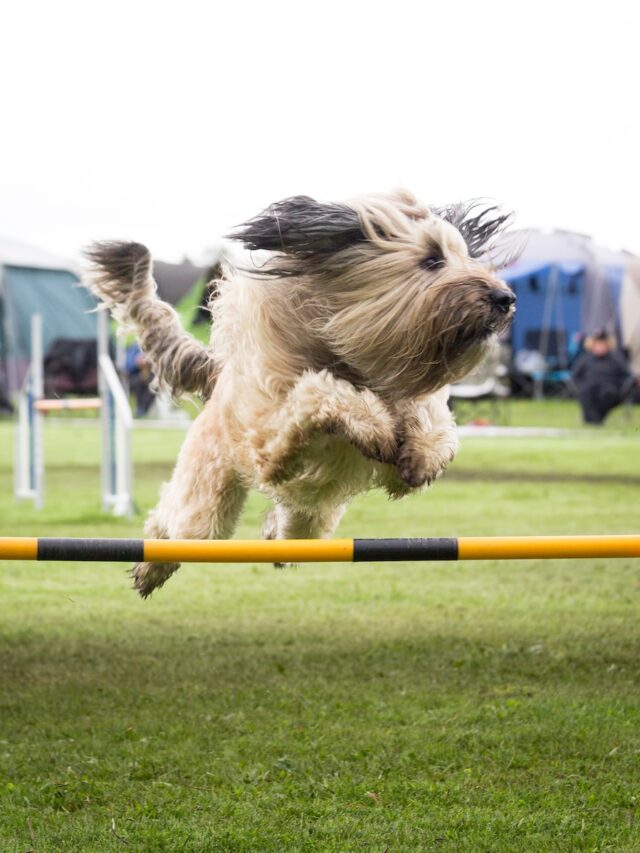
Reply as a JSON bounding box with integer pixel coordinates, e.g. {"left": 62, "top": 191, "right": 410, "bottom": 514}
{"left": 320, "top": 304, "right": 500, "bottom": 399}
{"left": 305, "top": 255, "right": 512, "bottom": 400}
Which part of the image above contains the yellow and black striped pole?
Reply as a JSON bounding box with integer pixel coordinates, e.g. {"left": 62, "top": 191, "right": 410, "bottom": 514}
{"left": 0, "top": 536, "right": 639, "bottom": 563}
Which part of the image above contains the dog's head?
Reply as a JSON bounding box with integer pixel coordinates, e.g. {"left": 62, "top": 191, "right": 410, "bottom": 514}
{"left": 229, "top": 190, "right": 515, "bottom": 398}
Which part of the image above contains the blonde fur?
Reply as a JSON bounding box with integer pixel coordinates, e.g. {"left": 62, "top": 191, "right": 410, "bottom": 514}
{"left": 85, "top": 190, "right": 514, "bottom": 597}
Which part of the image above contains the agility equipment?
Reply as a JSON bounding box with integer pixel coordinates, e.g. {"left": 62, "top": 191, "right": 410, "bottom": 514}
{"left": 14, "top": 312, "right": 134, "bottom": 516}
{"left": 34, "top": 398, "right": 102, "bottom": 412}
{"left": 1, "top": 535, "right": 639, "bottom": 563}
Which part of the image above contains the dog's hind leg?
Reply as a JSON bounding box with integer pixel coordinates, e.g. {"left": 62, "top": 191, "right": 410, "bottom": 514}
{"left": 131, "top": 407, "right": 248, "bottom": 598}
{"left": 262, "top": 501, "right": 347, "bottom": 567}
{"left": 132, "top": 501, "right": 181, "bottom": 597}
{"left": 133, "top": 471, "right": 248, "bottom": 598}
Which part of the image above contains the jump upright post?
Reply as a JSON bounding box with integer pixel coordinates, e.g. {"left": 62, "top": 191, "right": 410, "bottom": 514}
{"left": 14, "top": 311, "right": 134, "bottom": 517}
{"left": 1, "top": 535, "right": 639, "bottom": 563}
{"left": 14, "top": 315, "right": 45, "bottom": 509}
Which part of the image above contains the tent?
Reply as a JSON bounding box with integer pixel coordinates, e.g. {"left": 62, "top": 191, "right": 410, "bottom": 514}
{"left": 153, "top": 258, "right": 207, "bottom": 306}
{"left": 174, "top": 247, "right": 232, "bottom": 345}
{"left": 0, "top": 236, "right": 99, "bottom": 397}
{"left": 621, "top": 256, "right": 640, "bottom": 376}
{"left": 499, "top": 229, "right": 635, "bottom": 373}
{"left": 175, "top": 276, "right": 213, "bottom": 345}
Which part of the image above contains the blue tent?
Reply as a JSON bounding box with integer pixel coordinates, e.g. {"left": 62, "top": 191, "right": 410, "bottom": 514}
{"left": 499, "top": 230, "right": 629, "bottom": 372}
{"left": 502, "top": 260, "right": 584, "bottom": 359}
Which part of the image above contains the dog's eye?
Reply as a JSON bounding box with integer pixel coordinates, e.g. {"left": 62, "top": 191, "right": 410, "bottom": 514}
{"left": 421, "top": 255, "right": 445, "bottom": 271}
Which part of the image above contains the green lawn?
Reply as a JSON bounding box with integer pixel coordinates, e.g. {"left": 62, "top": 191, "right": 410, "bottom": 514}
{"left": 1, "top": 410, "right": 639, "bottom": 851}
{"left": 455, "top": 395, "right": 640, "bottom": 431}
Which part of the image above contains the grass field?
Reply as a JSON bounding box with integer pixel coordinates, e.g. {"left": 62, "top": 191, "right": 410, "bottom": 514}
{"left": 1, "top": 402, "right": 640, "bottom": 851}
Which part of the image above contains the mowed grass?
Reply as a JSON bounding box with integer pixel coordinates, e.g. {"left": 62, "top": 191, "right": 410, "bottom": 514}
{"left": 1, "top": 413, "right": 640, "bottom": 851}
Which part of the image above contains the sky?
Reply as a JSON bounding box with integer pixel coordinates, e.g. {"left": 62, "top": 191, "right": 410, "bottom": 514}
{"left": 1, "top": 0, "right": 639, "bottom": 264}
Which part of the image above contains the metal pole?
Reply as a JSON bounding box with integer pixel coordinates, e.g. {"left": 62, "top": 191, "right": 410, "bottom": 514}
{"left": 14, "top": 376, "right": 31, "bottom": 500}
{"left": 98, "top": 353, "right": 133, "bottom": 517}
{"left": 97, "top": 310, "right": 111, "bottom": 511}
{"left": 535, "top": 266, "right": 558, "bottom": 400}
{"left": 30, "top": 314, "right": 44, "bottom": 510}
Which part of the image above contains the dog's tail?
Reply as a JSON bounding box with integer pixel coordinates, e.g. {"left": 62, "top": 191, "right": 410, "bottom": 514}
{"left": 85, "top": 241, "right": 219, "bottom": 399}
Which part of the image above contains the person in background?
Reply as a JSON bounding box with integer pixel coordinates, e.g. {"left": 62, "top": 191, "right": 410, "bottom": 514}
{"left": 125, "top": 341, "right": 155, "bottom": 417}
{"left": 571, "top": 328, "right": 636, "bottom": 424}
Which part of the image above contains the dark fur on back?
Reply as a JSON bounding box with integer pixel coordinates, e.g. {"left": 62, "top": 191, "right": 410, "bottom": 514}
{"left": 227, "top": 196, "right": 367, "bottom": 275}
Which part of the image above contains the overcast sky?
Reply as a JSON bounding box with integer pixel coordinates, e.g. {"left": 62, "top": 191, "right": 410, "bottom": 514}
{"left": 1, "top": 0, "right": 638, "bottom": 263}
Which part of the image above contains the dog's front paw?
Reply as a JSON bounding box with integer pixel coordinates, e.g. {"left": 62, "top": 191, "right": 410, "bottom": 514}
{"left": 397, "top": 453, "right": 432, "bottom": 489}
{"left": 396, "top": 444, "right": 451, "bottom": 489}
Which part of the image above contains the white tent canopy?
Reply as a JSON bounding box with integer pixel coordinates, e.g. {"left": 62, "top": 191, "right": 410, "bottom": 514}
{"left": 0, "top": 236, "right": 96, "bottom": 395}
{"left": 0, "top": 235, "right": 79, "bottom": 273}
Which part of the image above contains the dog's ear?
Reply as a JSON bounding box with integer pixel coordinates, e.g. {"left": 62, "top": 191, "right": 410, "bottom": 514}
{"left": 228, "top": 196, "right": 367, "bottom": 258}
{"left": 434, "top": 201, "right": 513, "bottom": 259}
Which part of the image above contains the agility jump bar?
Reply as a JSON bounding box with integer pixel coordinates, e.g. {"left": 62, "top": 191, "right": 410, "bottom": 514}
{"left": 1, "top": 536, "right": 640, "bottom": 563}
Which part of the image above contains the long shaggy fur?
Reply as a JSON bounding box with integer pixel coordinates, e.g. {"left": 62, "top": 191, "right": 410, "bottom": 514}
{"left": 85, "top": 189, "right": 515, "bottom": 598}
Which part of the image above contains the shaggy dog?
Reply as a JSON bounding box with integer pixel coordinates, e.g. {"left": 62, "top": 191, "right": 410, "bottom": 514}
{"left": 86, "top": 190, "right": 515, "bottom": 597}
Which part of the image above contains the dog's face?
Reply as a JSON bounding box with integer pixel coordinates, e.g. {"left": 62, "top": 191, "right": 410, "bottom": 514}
{"left": 230, "top": 190, "right": 515, "bottom": 399}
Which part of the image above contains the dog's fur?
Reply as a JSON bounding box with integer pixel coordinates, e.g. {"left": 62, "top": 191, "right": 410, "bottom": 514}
{"left": 85, "top": 189, "right": 515, "bottom": 597}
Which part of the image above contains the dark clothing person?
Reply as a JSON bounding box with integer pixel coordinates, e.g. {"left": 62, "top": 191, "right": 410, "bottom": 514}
{"left": 125, "top": 342, "right": 155, "bottom": 417}
{"left": 571, "top": 345, "right": 633, "bottom": 424}
{"left": 0, "top": 389, "right": 12, "bottom": 414}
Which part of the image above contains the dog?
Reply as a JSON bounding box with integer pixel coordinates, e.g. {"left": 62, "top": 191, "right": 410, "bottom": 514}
{"left": 86, "top": 189, "right": 515, "bottom": 597}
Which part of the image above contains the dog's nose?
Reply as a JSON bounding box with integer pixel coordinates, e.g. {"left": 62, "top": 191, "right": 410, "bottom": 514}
{"left": 489, "top": 289, "right": 516, "bottom": 313}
